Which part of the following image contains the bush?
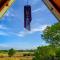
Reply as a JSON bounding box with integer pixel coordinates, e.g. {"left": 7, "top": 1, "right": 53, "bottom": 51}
{"left": 33, "top": 46, "right": 56, "bottom": 60}
{"left": 8, "top": 48, "right": 16, "bottom": 57}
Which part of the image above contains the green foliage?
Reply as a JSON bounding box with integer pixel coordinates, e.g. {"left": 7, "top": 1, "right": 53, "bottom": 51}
{"left": 55, "top": 48, "right": 60, "bottom": 60}
{"left": 42, "top": 22, "right": 60, "bottom": 46}
{"left": 33, "top": 45, "right": 57, "bottom": 60}
{"left": 33, "top": 45, "right": 60, "bottom": 60}
{"left": 8, "top": 48, "right": 16, "bottom": 57}
{"left": 0, "top": 50, "right": 8, "bottom": 53}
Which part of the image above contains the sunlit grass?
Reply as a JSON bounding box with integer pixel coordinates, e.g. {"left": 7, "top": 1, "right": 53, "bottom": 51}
{"left": 0, "top": 52, "right": 34, "bottom": 60}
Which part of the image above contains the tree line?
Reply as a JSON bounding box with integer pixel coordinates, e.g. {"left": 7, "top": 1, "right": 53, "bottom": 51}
{"left": 33, "top": 22, "right": 60, "bottom": 60}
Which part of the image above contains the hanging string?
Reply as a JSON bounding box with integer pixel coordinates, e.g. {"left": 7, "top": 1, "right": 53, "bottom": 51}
{"left": 27, "top": 0, "right": 28, "bottom": 5}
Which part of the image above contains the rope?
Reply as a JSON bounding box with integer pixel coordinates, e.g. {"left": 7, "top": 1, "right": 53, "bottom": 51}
{"left": 27, "top": 0, "right": 28, "bottom": 5}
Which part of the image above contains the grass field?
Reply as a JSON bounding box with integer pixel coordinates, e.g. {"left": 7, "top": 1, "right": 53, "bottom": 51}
{"left": 0, "top": 52, "right": 34, "bottom": 60}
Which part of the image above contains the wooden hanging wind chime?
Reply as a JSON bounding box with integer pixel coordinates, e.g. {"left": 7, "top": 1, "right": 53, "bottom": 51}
{"left": 24, "top": 0, "right": 32, "bottom": 31}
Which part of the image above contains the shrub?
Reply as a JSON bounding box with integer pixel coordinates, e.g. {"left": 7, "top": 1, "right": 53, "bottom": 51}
{"left": 8, "top": 48, "right": 16, "bottom": 57}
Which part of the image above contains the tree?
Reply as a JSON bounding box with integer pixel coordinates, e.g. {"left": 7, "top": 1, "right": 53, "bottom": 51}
{"left": 55, "top": 47, "right": 60, "bottom": 60}
{"left": 33, "top": 46, "right": 56, "bottom": 60}
{"left": 42, "top": 22, "right": 60, "bottom": 46}
{"left": 33, "top": 22, "right": 60, "bottom": 60}
{"left": 8, "top": 48, "right": 16, "bottom": 57}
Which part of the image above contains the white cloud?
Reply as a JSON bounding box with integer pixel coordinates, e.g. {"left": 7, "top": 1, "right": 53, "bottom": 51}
{"left": 31, "top": 0, "right": 40, "bottom": 5}
{"left": 30, "top": 25, "right": 48, "bottom": 33}
{"left": 0, "top": 25, "right": 9, "bottom": 36}
{"left": 18, "top": 24, "right": 50, "bottom": 37}
{"left": 5, "top": 11, "right": 14, "bottom": 17}
{"left": 0, "top": 25, "right": 8, "bottom": 30}
{"left": 18, "top": 30, "right": 30, "bottom": 37}
{"left": 0, "top": 31, "right": 8, "bottom": 36}
{"left": 32, "top": 8, "right": 41, "bottom": 13}
{"left": 0, "top": 44, "right": 12, "bottom": 50}
{"left": 0, "top": 44, "right": 8, "bottom": 47}
{"left": 4, "top": 8, "right": 17, "bottom": 17}
{"left": 32, "top": 4, "right": 47, "bottom": 13}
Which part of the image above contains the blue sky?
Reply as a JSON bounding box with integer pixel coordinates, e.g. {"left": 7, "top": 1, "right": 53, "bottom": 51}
{"left": 0, "top": 0, "right": 58, "bottom": 50}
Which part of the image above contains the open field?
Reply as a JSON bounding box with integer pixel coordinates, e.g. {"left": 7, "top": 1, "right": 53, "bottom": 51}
{"left": 0, "top": 56, "right": 33, "bottom": 60}
{"left": 0, "top": 52, "right": 34, "bottom": 60}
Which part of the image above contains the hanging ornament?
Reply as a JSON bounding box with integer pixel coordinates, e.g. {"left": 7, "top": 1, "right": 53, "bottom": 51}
{"left": 24, "top": 0, "right": 32, "bottom": 31}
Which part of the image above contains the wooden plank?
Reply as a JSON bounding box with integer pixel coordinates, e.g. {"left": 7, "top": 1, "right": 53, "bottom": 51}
{"left": 0, "top": 0, "right": 15, "bottom": 18}
{"left": 43, "top": 0, "right": 60, "bottom": 21}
